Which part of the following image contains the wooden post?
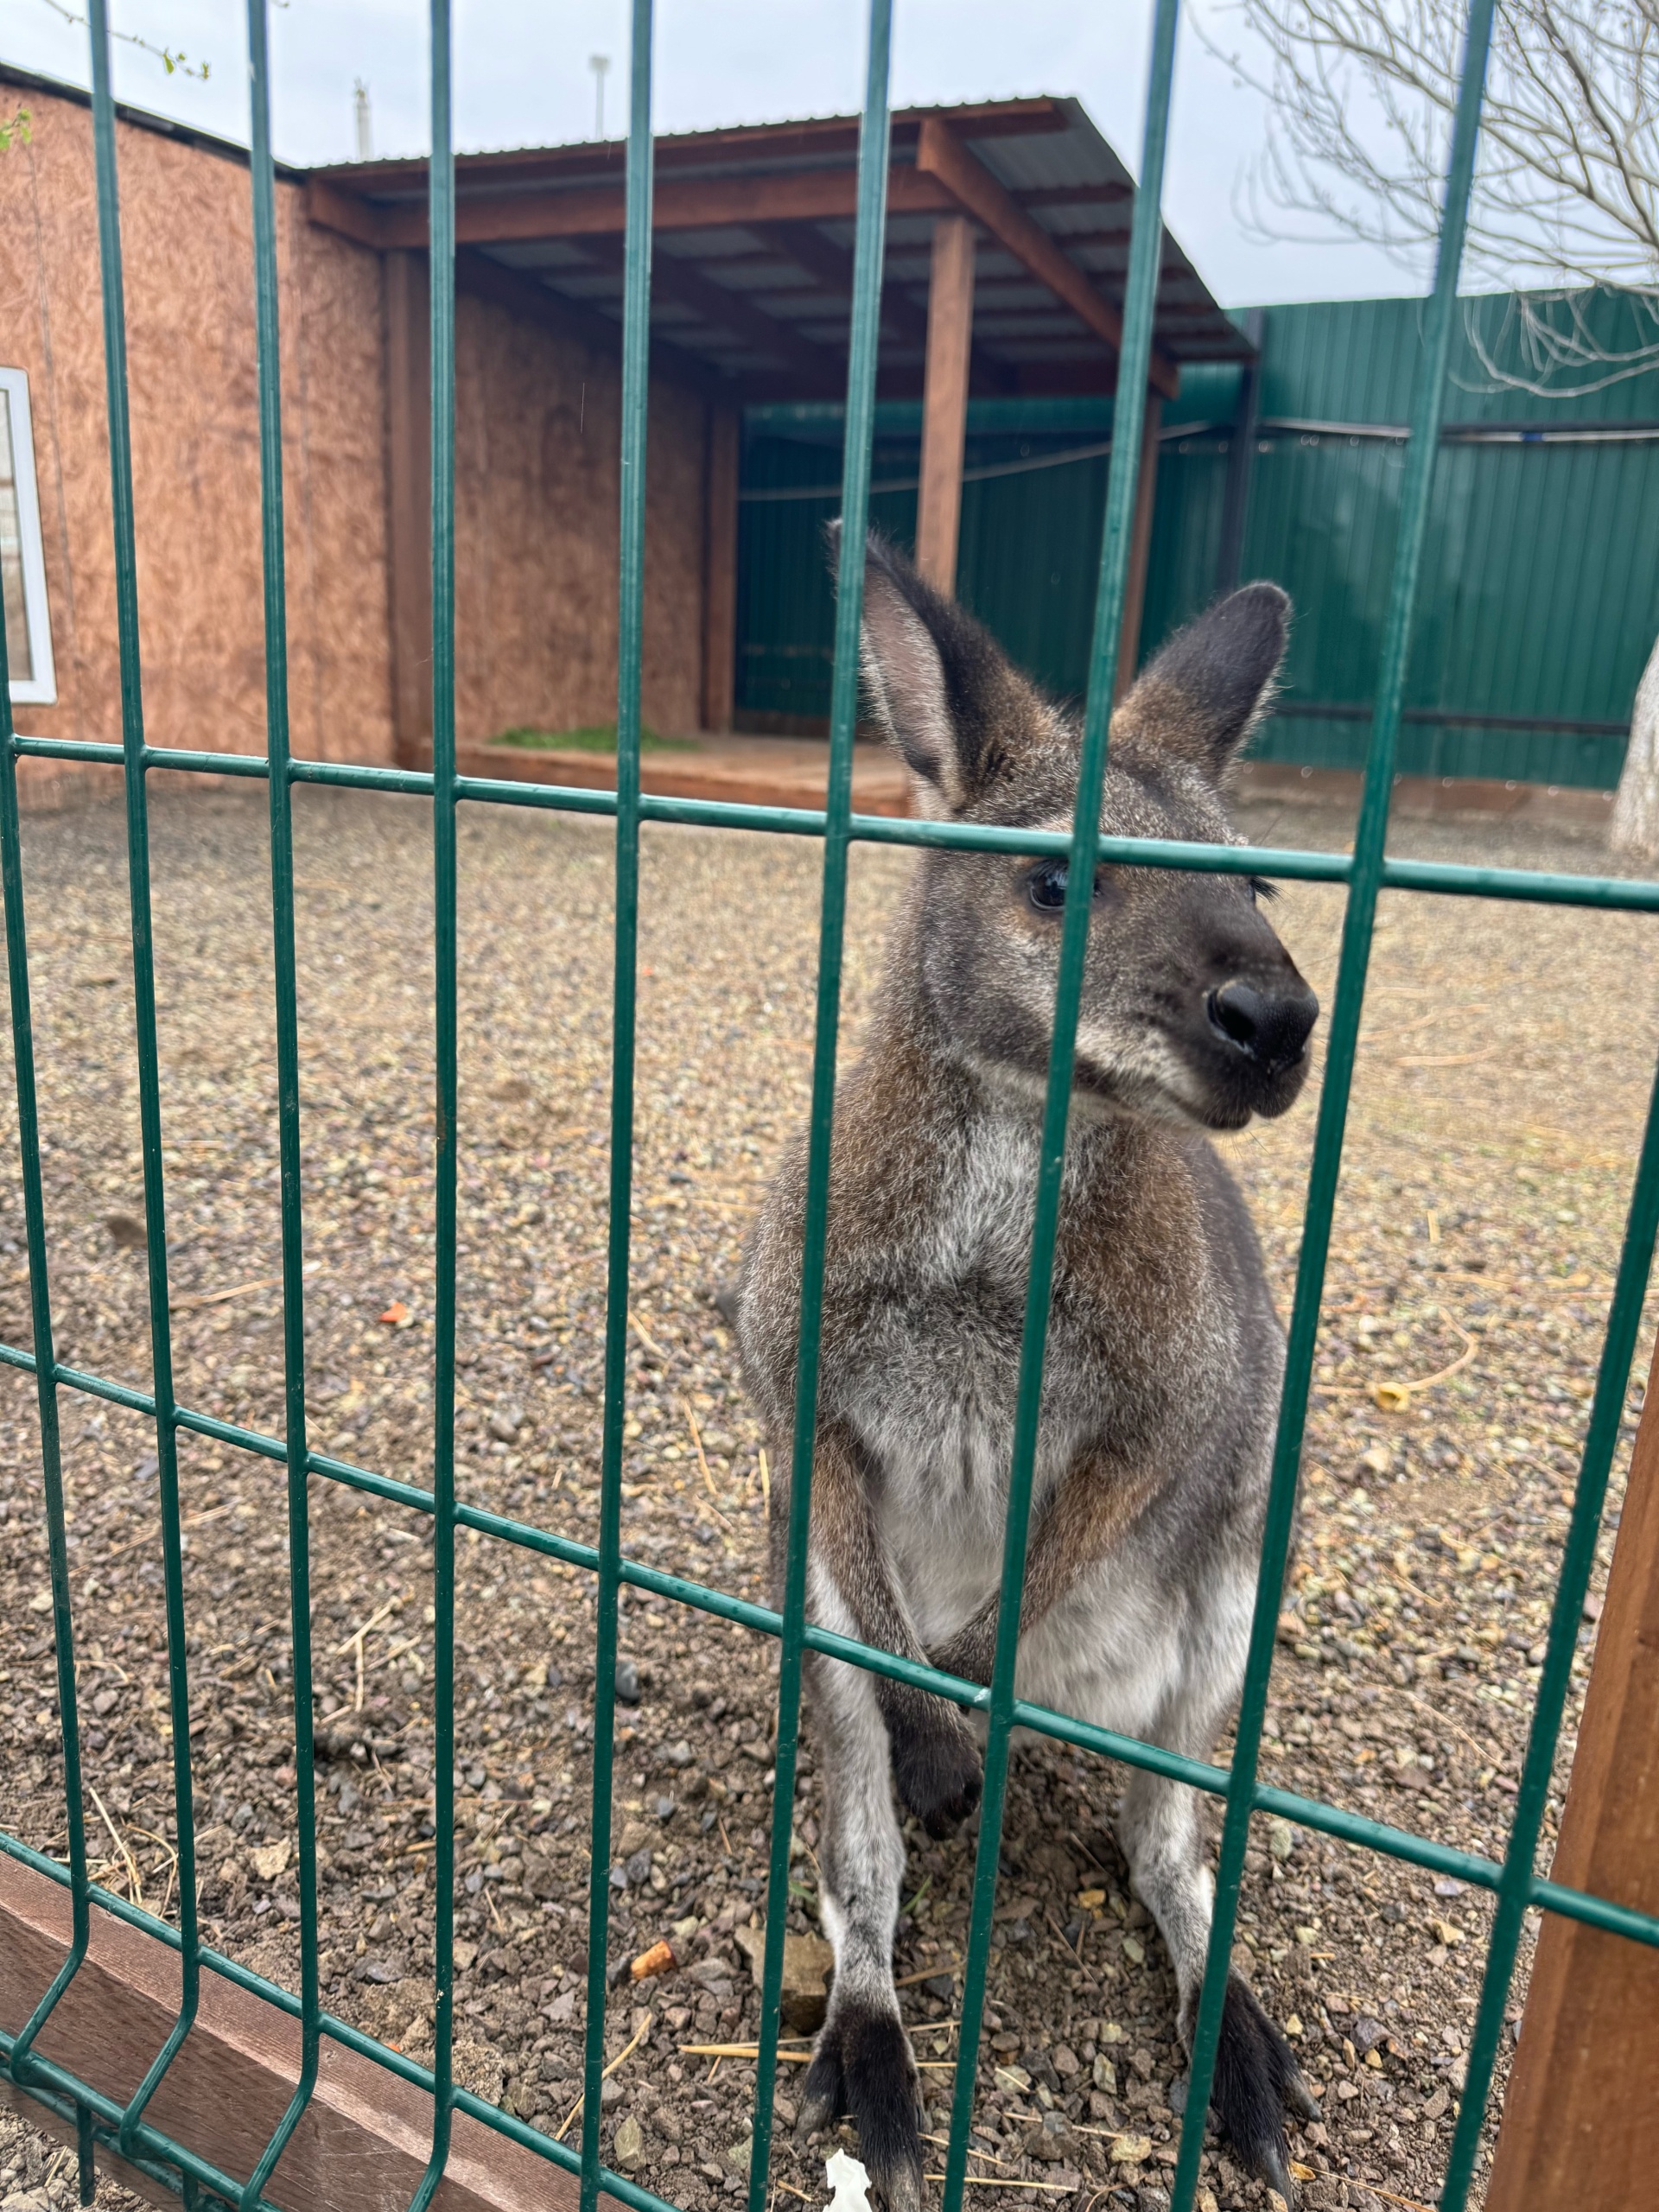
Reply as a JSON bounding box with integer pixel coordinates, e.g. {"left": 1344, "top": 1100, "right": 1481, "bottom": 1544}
{"left": 915, "top": 214, "right": 976, "bottom": 596}
{"left": 0, "top": 1852, "right": 618, "bottom": 2211}
{"left": 1215, "top": 308, "right": 1265, "bottom": 596}
{"left": 702, "top": 404, "right": 741, "bottom": 734}
{"left": 1114, "top": 391, "right": 1162, "bottom": 701}
{"left": 1485, "top": 1336, "right": 1659, "bottom": 2212}
{"left": 385, "top": 250, "right": 433, "bottom": 767}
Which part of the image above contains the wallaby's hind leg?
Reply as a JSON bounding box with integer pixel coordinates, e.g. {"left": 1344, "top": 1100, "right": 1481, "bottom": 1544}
{"left": 798, "top": 1647, "right": 923, "bottom": 2212}
{"left": 1115, "top": 1668, "right": 1318, "bottom": 2209}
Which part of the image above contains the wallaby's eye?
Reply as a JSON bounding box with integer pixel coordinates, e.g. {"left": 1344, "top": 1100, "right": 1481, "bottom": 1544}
{"left": 1027, "top": 861, "right": 1111, "bottom": 913}
{"left": 1027, "top": 861, "right": 1070, "bottom": 911}
{"left": 1249, "top": 874, "right": 1279, "bottom": 905}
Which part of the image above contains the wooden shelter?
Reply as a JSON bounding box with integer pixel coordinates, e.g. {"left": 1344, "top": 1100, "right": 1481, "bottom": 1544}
{"left": 306, "top": 99, "right": 1250, "bottom": 746}
{"left": 0, "top": 69, "right": 1247, "bottom": 790}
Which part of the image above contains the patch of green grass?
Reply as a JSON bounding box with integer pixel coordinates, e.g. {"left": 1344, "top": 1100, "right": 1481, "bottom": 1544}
{"left": 492, "top": 724, "right": 696, "bottom": 754}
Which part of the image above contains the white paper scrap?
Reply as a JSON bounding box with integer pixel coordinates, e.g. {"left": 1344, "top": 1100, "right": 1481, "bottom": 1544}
{"left": 823, "top": 2146, "right": 873, "bottom": 2212}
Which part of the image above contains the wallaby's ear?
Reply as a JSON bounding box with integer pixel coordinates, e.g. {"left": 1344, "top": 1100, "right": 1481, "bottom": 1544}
{"left": 836, "top": 526, "right": 1016, "bottom": 817}
{"left": 1118, "top": 582, "right": 1289, "bottom": 778}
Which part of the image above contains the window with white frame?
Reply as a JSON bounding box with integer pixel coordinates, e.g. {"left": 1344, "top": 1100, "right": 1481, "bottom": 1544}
{"left": 0, "top": 368, "right": 56, "bottom": 706}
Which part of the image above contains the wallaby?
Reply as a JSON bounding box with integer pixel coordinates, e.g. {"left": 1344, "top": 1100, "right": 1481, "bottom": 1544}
{"left": 735, "top": 534, "right": 1323, "bottom": 2209}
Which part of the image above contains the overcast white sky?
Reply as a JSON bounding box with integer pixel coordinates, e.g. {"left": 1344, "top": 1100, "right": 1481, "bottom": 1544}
{"left": 6, "top": 0, "right": 1419, "bottom": 308}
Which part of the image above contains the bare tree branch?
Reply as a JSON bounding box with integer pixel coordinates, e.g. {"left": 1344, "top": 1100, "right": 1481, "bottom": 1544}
{"left": 1198, "top": 3, "right": 1659, "bottom": 381}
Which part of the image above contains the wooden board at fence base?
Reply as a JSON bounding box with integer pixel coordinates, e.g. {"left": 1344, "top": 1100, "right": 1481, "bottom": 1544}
{"left": 0, "top": 1853, "right": 619, "bottom": 2212}
{"left": 1486, "top": 1335, "right": 1659, "bottom": 2212}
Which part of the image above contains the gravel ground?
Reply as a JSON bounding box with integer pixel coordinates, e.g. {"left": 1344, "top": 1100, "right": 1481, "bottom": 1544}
{"left": 0, "top": 782, "right": 1655, "bottom": 2212}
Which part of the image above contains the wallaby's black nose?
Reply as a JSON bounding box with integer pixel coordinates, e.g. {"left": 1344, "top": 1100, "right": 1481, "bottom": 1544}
{"left": 1207, "top": 981, "right": 1318, "bottom": 1076}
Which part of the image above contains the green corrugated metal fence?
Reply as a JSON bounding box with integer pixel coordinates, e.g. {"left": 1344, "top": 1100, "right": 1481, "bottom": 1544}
{"left": 3, "top": 7, "right": 1659, "bottom": 2212}
{"left": 740, "top": 291, "right": 1659, "bottom": 789}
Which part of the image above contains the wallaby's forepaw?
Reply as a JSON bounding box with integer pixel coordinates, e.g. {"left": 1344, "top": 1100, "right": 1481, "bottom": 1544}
{"left": 1198, "top": 1972, "right": 1316, "bottom": 2208}
{"left": 798, "top": 2005, "right": 924, "bottom": 2212}
{"left": 925, "top": 1611, "right": 995, "bottom": 1688}
{"left": 882, "top": 1686, "right": 982, "bottom": 1839}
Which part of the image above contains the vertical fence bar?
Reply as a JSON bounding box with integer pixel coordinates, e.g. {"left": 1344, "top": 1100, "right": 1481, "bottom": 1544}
{"left": 1165, "top": 6, "right": 1496, "bottom": 2209}
{"left": 1437, "top": 1080, "right": 1659, "bottom": 2209}
{"left": 939, "top": 7, "right": 1179, "bottom": 2209}
{"left": 408, "top": 0, "right": 460, "bottom": 2202}
{"left": 83, "top": 0, "right": 203, "bottom": 2161}
{"left": 0, "top": 463, "right": 92, "bottom": 2124}
{"left": 234, "top": 3, "right": 321, "bottom": 2199}
{"left": 744, "top": 4, "right": 893, "bottom": 2206}
{"left": 581, "top": 4, "right": 654, "bottom": 2206}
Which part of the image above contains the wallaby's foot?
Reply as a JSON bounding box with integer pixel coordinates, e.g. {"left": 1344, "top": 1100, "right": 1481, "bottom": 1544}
{"left": 1192, "top": 1973, "right": 1318, "bottom": 2208}
{"left": 798, "top": 2005, "right": 924, "bottom": 2212}
{"left": 881, "top": 1686, "right": 982, "bottom": 1838}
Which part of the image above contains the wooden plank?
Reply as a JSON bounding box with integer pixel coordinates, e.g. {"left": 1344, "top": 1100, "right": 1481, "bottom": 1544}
{"left": 1485, "top": 1335, "right": 1659, "bottom": 2212}
{"left": 454, "top": 247, "right": 718, "bottom": 397}
{"left": 438, "top": 739, "right": 912, "bottom": 818}
{"left": 309, "top": 101, "right": 1070, "bottom": 200}
{"left": 579, "top": 235, "right": 831, "bottom": 380}
{"left": 915, "top": 216, "right": 976, "bottom": 594}
{"left": 308, "top": 167, "right": 957, "bottom": 253}
{"left": 304, "top": 176, "right": 388, "bottom": 249}
{"left": 1114, "top": 394, "right": 1162, "bottom": 701}
{"left": 702, "top": 405, "right": 741, "bottom": 734}
{"left": 0, "top": 1853, "right": 613, "bottom": 2212}
{"left": 912, "top": 119, "right": 1179, "bottom": 401}
{"left": 762, "top": 222, "right": 931, "bottom": 353}
{"left": 383, "top": 250, "right": 432, "bottom": 770}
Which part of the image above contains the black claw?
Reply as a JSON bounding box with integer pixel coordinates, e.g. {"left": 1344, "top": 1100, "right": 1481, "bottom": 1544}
{"left": 803, "top": 2005, "right": 924, "bottom": 2212}
{"left": 798, "top": 2043, "right": 843, "bottom": 2143}
{"left": 1206, "top": 1973, "right": 1307, "bottom": 2203}
{"left": 1259, "top": 2139, "right": 1298, "bottom": 2209}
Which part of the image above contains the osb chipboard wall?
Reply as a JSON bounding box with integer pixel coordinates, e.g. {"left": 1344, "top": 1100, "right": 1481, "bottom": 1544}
{"left": 451, "top": 288, "right": 706, "bottom": 746}
{"left": 0, "top": 87, "right": 397, "bottom": 770}
{"left": 1, "top": 84, "right": 714, "bottom": 785}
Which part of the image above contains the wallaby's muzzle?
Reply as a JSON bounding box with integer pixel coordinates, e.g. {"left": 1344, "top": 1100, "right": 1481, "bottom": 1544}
{"left": 1207, "top": 976, "right": 1320, "bottom": 1078}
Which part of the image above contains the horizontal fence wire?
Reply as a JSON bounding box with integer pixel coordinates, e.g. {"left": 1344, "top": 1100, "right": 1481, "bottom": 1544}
{"left": 13, "top": 733, "right": 1659, "bottom": 909}
{"left": 3, "top": 0, "right": 1659, "bottom": 2209}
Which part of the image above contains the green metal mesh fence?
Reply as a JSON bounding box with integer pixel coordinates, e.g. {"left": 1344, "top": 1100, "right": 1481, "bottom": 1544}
{"left": 3, "top": 3, "right": 1659, "bottom": 2211}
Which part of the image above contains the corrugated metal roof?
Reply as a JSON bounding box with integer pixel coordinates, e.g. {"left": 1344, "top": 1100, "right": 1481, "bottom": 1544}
{"left": 308, "top": 97, "right": 1249, "bottom": 397}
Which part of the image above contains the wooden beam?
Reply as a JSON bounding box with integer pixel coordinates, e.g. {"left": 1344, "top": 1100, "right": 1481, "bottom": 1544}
{"left": 915, "top": 216, "right": 976, "bottom": 594}
{"left": 305, "top": 175, "right": 387, "bottom": 250}
{"left": 1114, "top": 393, "right": 1162, "bottom": 701}
{"left": 383, "top": 249, "right": 432, "bottom": 770}
{"left": 0, "top": 1853, "right": 615, "bottom": 2212}
{"left": 762, "top": 223, "right": 1016, "bottom": 395}
{"left": 308, "top": 166, "right": 957, "bottom": 253}
{"left": 912, "top": 119, "right": 1179, "bottom": 401}
{"left": 309, "top": 101, "right": 1071, "bottom": 203}
{"left": 1484, "top": 1335, "right": 1659, "bottom": 2212}
{"left": 702, "top": 406, "right": 741, "bottom": 734}
{"left": 762, "top": 222, "right": 931, "bottom": 353}
{"left": 454, "top": 248, "right": 721, "bottom": 397}
{"left": 578, "top": 236, "right": 831, "bottom": 379}
{"left": 1215, "top": 308, "right": 1264, "bottom": 594}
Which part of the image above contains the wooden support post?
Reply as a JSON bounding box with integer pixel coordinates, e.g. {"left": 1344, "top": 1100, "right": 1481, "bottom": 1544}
{"left": 701, "top": 404, "right": 741, "bottom": 734}
{"left": 0, "top": 1853, "right": 616, "bottom": 2210}
{"left": 1114, "top": 391, "right": 1161, "bottom": 701}
{"left": 385, "top": 250, "right": 432, "bottom": 768}
{"left": 1485, "top": 1337, "right": 1659, "bottom": 2212}
{"left": 915, "top": 215, "right": 976, "bottom": 596}
{"left": 1215, "top": 307, "right": 1264, "bottom": 596}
